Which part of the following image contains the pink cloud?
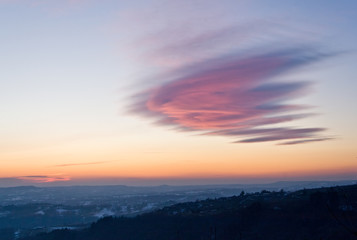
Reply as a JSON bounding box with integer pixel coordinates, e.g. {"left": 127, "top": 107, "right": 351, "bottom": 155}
{"left": 131, "top": 46, "right": 333, "bottom": 144}
{"left": 18, "top": 175, "right": 71, "bottom": 183}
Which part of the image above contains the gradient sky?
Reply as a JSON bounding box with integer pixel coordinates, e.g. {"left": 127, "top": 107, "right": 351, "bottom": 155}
{"left": 1, "top": 0, "right": 356, "bottom": 186}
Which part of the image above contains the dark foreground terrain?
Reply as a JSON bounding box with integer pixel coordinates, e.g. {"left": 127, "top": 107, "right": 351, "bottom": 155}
{"left": 1, "top": 181, "right": 352, "bottom": 236}
{"left": 18, "top": 184, "right": 357, "bottom": 240}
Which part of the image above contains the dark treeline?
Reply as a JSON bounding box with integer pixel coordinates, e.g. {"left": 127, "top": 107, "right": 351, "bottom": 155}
{"left": 21, "top": 184, "right": 357, "bottom": 240}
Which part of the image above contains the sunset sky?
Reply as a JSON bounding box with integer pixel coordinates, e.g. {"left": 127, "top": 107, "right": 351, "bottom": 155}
{"left": 1, "top": 0, "right": 356, "bottom": 186}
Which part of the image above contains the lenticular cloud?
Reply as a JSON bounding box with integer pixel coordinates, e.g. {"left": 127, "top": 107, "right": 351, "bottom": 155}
{"left": 130, "top": 35, "right": 331, "bottom": 145}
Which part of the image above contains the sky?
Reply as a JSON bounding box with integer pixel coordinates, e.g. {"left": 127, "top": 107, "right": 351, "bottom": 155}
{"left": 0, "top": 0, "right": 356, "bottom": 187}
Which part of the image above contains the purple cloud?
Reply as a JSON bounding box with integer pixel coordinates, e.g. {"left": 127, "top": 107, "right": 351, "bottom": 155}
{"left": 278, "top": 137, "right": 333, "bottom": 145}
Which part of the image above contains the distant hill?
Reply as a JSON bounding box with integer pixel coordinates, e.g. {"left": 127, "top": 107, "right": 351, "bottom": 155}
{"left": 1, "top": 180, "right": 356, "bottom": 206}
{"left": 21, "top": 184, "right": 357, "bottom": 240}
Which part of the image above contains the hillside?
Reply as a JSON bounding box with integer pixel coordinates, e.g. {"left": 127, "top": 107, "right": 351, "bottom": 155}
{"left": 20, "top": 184, "right": 357, "bottom": 240}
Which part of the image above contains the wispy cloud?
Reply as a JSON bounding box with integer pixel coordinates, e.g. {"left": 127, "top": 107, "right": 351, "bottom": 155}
{"left": 130, "top": 25, "right": 334, "bottom": 145}
{"left": 278, "top": 137, "right": 333, "bottom": 145}
{"left": 53, "top": 161, "right": 113, "bottom": 167}
{"left": 17, "top": 175, "right": 71, "bottom": 183}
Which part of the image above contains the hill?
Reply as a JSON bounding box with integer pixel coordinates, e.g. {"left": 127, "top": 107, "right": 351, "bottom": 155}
{"left": 20, "top": 184, "right": 357, "bottom": 240}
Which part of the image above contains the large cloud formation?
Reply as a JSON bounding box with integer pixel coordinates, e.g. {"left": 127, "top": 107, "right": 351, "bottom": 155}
{"left": 131, "top": 27, "right": 332, "bottom": 145}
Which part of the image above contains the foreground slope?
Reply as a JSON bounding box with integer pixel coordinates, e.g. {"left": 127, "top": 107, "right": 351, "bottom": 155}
{"left": 22, "top": 184, "right": 357, "bottom": 240}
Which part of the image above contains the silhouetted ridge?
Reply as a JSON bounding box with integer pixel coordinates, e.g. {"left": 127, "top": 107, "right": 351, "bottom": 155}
{"left": 21, "top": 184, "right": 357, "bottom": 240}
